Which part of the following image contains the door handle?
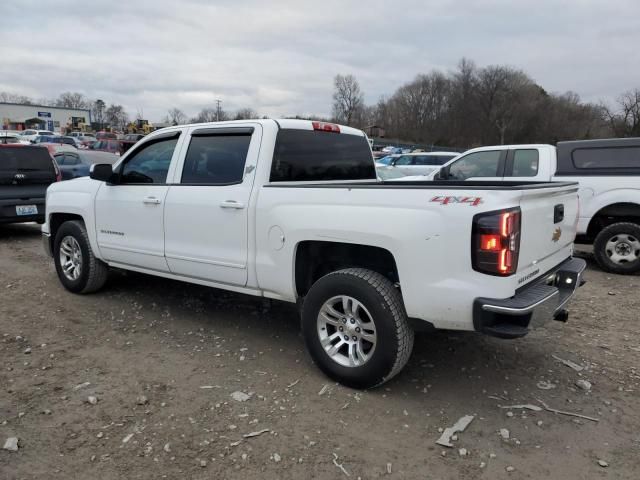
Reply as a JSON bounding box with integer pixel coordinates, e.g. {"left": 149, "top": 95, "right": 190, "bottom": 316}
{"left": 220, "top": 200, "right": 245, "bottom": 209}
{"left": 143, "top": 196, "right": 162, "bottom": 205}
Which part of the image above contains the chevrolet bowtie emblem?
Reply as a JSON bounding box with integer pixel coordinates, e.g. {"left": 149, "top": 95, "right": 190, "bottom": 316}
{"left": 552, "top": 227, "right": 562, "bottom": 242}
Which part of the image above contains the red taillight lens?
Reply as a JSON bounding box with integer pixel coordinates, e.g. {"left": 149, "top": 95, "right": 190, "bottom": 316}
{"left": 312, "top": 121, "right": 340, "bottom": 133}
{"left": 480, "top": 234, "right": 502, "bottom": 251}
{"left": 472, "top": 208, "right": 521, "bottom": 276}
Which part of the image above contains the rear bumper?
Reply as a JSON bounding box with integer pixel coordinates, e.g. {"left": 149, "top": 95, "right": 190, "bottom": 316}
{"left": 0, "top": 198, "right": 45, "bottom": 224}
{"left": 473, "top": 257, "right": 587, "bottom": 339}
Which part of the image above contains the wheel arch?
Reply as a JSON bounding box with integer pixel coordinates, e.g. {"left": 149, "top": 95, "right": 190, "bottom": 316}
{"left": 586, "top": 202, "right": 640, "bottom": 239}
{"left": 294, "top": 240, "right": 400, "bottom": 298}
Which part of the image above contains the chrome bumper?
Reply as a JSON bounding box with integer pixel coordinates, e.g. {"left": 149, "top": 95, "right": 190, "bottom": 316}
{"left": 473, "top": 257, "right": 587, "bottom": 339}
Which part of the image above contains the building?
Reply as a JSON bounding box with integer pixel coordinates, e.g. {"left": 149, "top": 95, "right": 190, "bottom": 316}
{"left": 365, "top": 125, "right": 386, "bottom": 138}
{"left": 0, "top": 102, "right": 92, "bottom": 134}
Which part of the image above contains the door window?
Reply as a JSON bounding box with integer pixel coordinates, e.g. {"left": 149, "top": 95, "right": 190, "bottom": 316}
{"left": 448, "top": 151, "right": 502, "bottom": 180}
{"left": 393, "top": 155, "right": 414, "bottom": 166}
{"left": 511, "top": 149, "right": 539, "bottom": 176}
{"left": 181, "top": 134, "right": 251, "bottom": 185}
{"left": 120, "top": 138, "right": 178, "bottom": 184}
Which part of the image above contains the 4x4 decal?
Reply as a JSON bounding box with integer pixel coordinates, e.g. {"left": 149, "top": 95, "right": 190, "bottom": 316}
{"left": 430, "top": 195, "right": 483, "bottom": 206}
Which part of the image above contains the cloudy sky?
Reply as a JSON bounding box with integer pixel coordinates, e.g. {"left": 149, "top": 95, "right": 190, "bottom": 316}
{"left": 1, "top": 0, "right": 639, "bottom": 121}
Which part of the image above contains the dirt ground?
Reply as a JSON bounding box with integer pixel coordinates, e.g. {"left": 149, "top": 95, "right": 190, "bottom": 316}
{"left": 0, "top": 223, "right": 638, "bottom": 480}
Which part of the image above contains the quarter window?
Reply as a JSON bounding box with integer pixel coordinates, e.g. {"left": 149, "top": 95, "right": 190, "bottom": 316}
{"left": 120, "top": 138, "right": 178, "bottom": 184}
{"left": 181, "top": 134, "right": 251, "bottom": 185}
{"left": 448, "top": 151, "right": 502, "bottom": 180}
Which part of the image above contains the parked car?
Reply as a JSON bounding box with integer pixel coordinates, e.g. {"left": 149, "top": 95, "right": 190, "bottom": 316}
{"left": 95, "top": 131, "right": 118, "bottom": 140}
{"left": 19, "top": 129, "right": 55, "bottom": 143}
{"left": 382, "top": 152, "right": 460, "bottom": 176}
{"left": 435, "top": 138, "right": 640, "bottom": 273}
{"left": 0, "top": 132, "right": 21, "bottom": 144}
{"left": 89, "top": 139, "right": 123, "bottom": 155}
{"left": 32, "top": 135, "right": 77, "bottom": 147}
{"left": 52, "top": 150, "right": 119, "bottom": 180}
{"left": 0, "top": 144, "right": 61, "bottom": 224}
{"left": 43, "top": 119, "right": 585, "bottom": 388}
{"left": 375, "top": 154, "right": 397, "bottom": 166}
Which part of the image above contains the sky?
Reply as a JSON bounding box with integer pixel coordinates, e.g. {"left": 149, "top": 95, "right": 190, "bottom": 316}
{"left": 1, "top": 0, "right": 639, "bottom": 122}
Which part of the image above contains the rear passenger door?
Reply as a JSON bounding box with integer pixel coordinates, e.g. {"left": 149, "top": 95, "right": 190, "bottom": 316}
{"left": 163, "top": 124, "right": 261, "bottom": 286}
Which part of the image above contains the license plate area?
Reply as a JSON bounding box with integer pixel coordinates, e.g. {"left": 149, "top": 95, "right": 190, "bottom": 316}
{"left": 16, "top": 205, "right": 38, "bottom": 216}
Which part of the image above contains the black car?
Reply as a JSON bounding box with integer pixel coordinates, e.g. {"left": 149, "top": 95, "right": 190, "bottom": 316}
{"left": 0, "top": 145, "right": 60, "bottom": 224}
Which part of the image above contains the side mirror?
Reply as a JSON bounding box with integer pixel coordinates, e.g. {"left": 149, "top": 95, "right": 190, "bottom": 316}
{"left": 90, "top": 163, "right": 116, "bottom": 183}
{"left": 436, "top": 166, "right": 450, "bottom": 180}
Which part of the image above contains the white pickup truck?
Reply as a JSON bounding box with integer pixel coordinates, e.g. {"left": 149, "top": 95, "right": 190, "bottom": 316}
{"left": 435, "top": 138, "right": 640, "bottom": 274}
{"left": 42, "top": 119, "right": 586, "bottom": 388}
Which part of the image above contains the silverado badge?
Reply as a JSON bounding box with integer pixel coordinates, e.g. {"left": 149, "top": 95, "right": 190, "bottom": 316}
{"left": 552, "top": 227, "right": 562, "bottom": 242}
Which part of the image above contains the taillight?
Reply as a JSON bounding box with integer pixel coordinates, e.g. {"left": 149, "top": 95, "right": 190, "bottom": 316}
{"left": 51, "top": 156, "right": 62, "bottom": 182}
{"left": 312, "top": 121, "right": 340, "bottom": 133}
{"left": 472, "top": 208, "right": 521, "bottom": 276}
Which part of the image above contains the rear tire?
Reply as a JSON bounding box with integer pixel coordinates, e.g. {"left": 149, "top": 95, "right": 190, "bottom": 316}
{"left": 301, "top": 268, "right": 414, "bottom": 389}
{"left": 593, "top": 222, "right": 640, "bottom": 274}
{"left": 53, "top": 220, "right": 108, "bottom": 293}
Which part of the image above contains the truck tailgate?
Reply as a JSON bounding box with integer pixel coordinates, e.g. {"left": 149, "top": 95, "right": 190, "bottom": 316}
{"left": 517, "top": 183, "right": 579, "bottom": 280}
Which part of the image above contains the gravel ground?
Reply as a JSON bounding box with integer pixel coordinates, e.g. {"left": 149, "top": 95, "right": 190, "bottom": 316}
{"left": 1, "top": 223, "right": 639, "bottom": 479}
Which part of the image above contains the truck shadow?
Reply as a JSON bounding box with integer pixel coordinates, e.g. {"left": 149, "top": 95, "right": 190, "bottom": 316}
{"left": 103, "top": 268, "right": 558, "bottom": 396}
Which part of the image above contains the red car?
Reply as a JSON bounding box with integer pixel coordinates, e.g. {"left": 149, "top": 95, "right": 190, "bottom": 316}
{"left": 89, "top": 139, "right": 123, "bottom": 155}
{"left": 95, "top": 131, "right": 118, "bottom": 140}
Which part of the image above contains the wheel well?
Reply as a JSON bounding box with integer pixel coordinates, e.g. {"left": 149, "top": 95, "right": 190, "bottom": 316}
{"left": 587, "top": 203, "right": 640, "bottom": 239}
{"left": 49, "top": 213, "right": 84, "bottom": 242}
{"left": 294, "top": 241, "right": 400, "bottom": 297}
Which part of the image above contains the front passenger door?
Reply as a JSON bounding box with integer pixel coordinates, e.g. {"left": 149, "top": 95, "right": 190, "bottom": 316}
{"left": 94, "top": 131, "right": 182, "bottom": 272}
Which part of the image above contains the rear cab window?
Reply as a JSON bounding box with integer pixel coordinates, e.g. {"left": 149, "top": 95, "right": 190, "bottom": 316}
{"left": 270, "top": 129, "right": 375, "bottom": 182}
{"left": 0, "top": 147, "right": 56, "bottom": 183}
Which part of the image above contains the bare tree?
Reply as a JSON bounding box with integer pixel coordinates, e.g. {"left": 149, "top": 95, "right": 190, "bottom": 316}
{"left": 165, "top": 108, "right": 187, "bottom": 126}
{"left": 332, "top": 74, "right": 364, "bottom": 126}
{"left": 93, "top": 99, "right": 106, "bottom": 130}
{"left": 234, "top": 108, "right": 258, "bottom": 120}
{"left": 105, "top": 104, "right": 129, "bottom": 131}
{"left": 191, "top": 107, "right": 229, "bottom": 123}
{"left": 604, "top": 89, "right": 640, "bottom": 137}
{"left": 55, "top": 92, "right": 91, "bottom": 109}
{"left": 0, "top": 91, "right": 33, "bottom": 104}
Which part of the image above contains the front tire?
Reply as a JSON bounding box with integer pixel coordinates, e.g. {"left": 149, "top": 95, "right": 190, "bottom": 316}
{"left": 593, "top": 222, "right": 640, "bottom": 274}
{"left": 53, "top": 220, "right": 108, "bottom": 293}
{"left": 301, "top": 268, "right": 414, "bottom": 389}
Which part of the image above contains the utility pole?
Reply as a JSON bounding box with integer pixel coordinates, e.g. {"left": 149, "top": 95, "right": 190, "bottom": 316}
{"left": 215, "top": 99, "right": 222, "bottom": 122}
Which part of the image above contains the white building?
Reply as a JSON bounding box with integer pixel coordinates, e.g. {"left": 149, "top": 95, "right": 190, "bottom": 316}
{"left": 0, "top": 102, "right": 92, "bottom": 134}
